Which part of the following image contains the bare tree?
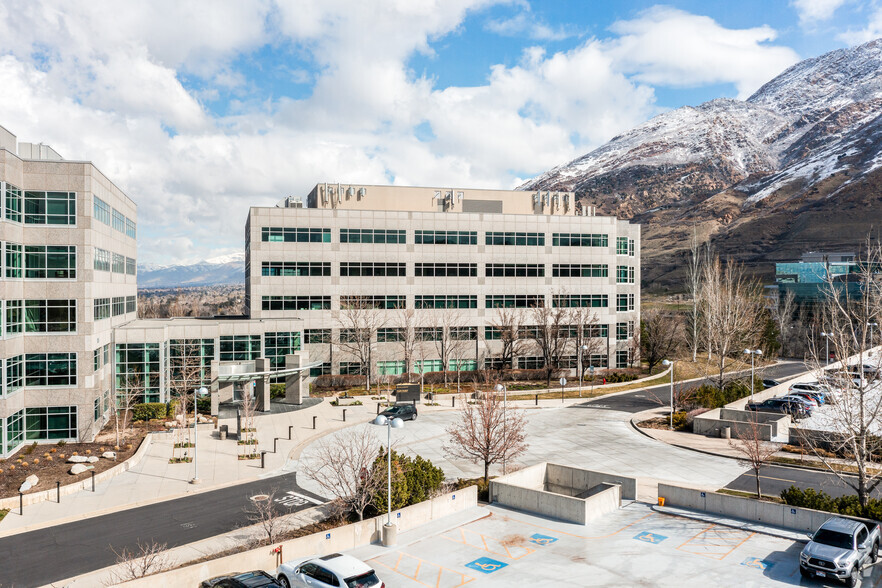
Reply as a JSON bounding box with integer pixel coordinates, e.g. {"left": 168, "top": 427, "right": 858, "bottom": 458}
{"left": 300, "top": 427, "right": 383, "bottom": 521}
{"left": 105, "top": 541, "right": 173, "bottom": 584}
{"left": 773, "top": 289, "right": 799, "bottom": 358}
{"left": 239, "top": 385, "right": 258, "bottom": 458}
{"left": 488, "top": 308, "right": 527, "bottom": 373}
{"left": 640, "top": 309, "right": 683, "bottom": 373}
{"left": 336, "top": 296, "right": 388, "bottom": 391}
{"left": 529, "top": 302, "right": 572, "bottom": 388}
{"left": 570, "top": 307, "right": 604, "bottom": 380}
{"left": 443, "top": 389, "right": 528, "bottom": 484}
{"left": 686, "top": 228, "right": 705, "bottom": 363}
{"left": 114, "top": 371, "right": 144, "bottom": 448}
{"left": 435, "top": 308, "right": 470, "bottom": 383}
{"left": 395, "top": 308, "right": 420, "bottom": 375}
{"left": 702, "top": 256, "right": 765, "bottom": 390}
{"left": 244, "top": 491, "right": 286, "bottom": 544}
{"left": 801, "top": 237, "right": 882, "bottom": 507}
{"left": 729, "top": 415, "right": 780, "bottom": 499}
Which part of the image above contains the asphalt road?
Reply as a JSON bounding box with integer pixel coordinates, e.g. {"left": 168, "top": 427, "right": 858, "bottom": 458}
{"left": 582, "top": 360, "right": 810, "bottom": 413}
{"left": 0, "top": 472, "right": 326, "bottom": 587}
{"left": 725, "top": 463, "right": 882, "bottom": 500}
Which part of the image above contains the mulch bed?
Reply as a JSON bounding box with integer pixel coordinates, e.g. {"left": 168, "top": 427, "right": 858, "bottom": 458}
{"left": 637, "top": 417, "right": 673, "bottom": 430}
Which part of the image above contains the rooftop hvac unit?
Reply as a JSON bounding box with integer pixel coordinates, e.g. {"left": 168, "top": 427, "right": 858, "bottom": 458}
{"left": 533, "top": 193, "right": 539, "bottom": 204}
{"left": 287, "top": 197, "right": 303, "bottom": 208}
{"left": 543, "top": 192, "right": 549, "bottom": 205}
{"left": 456, "top": 191, "right": 464, "bottom": 201}
{"left": 320, "top": 186, "right": 327, "bottom": 204}
{"left": 358, "top": 187, "right": 366, "bottom": 197}
{"left": 347, "top": 187, "right": 354, "bottom": 197}
{"left": 433, "top": 190, "right": 441, "bottom": 201}
{"left": 564, "top": 194, "right": 569, "bottom": 205}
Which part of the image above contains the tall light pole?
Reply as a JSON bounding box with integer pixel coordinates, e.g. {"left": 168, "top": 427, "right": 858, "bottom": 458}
{"left": 578, "top": 344, "right": 588, "bottom": 397}
{"left": 494, "top": 383, "right": 508, "bottom": 475}
{"left": 190, "top": 386, "right": 209, "bottom": 484}
{"left": 661, "top": 360, "right": 674, "bottom": 430}
{"left": 743, "top": 349, "right": 762, "bottom": 402}
{"left": 372, "top": 414, "right": 404, "bottom": 546}
{"left": 821, "top": 332, "right": 831, "bottom": 366}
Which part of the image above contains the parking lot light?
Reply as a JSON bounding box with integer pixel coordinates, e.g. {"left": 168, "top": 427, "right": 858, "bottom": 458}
{"left": 662, "top": 360, "right": 673, "bottom": 430}
{"left": 744, "top": 349, "right": 762, "bottom": 402}
{"left": 372, "top": 413, "right": 404, "bottom": 541}
{"left": 821, "top": 332, "right": 831, "bottom": 366}
{"left": 495, "top": 383, "right": 508, "bottom": 475}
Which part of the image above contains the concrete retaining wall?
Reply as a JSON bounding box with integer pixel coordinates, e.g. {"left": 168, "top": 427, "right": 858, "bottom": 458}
{"left": 657, "top": 483, "right": 834, "bottom": 533}
{"left": 692, "top": 408, "right": 789, "bottom": 441}
{"left": 119, "top": 486, "right": 477, "bottom": 587}
{"left": 544, "top": 463, "right": 637, "bottom": 500}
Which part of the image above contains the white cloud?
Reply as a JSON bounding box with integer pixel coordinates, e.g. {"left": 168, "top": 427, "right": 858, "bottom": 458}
{"left": 838, "top": 3, "right": 882, "bottom": 44}
{"left": 604, "top": 6, "right": 800, "bottom": 98}
{"left": 486, "top": 9, "right": 577, "bottom": 41}
{"left": 792, "top": 0, "right": 848, "bottom": 25}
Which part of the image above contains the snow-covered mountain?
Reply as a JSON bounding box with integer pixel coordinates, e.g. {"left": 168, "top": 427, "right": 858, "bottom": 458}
{"left": 137, "top": 252, "right": 245, "bottom": 288}
{"left": 522, "top": 38, "right": 882, "bottom": 288}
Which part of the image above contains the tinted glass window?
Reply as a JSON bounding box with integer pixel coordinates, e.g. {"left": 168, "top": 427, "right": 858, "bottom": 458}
{"left": 814, "top": 529, "right": 853, "bottom": 549}
{"left": 314, "top": 567, "right": 339, "bottom": 586}
{"left": 346, "top": 571, "right": 381, "bottom": 588}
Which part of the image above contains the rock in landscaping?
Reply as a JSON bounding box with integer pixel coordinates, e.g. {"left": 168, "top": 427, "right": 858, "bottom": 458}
{"left": 164, "top": 421, "right": 176, "bottom": 428}
{"left": 102, "top": 451, "right": 117, "bottom": 459}
{"left": 19, "top": 474, "right": 38, "bottom": 492}
{"left": 67, "top": 455, "right": 89, "bottom": 463}
{"left": 69, "top": 464, "right": 94, "bottom": 475}
{"left": 198, "top": 415, "right": 210, "bottom": 423}
{"left": 87, "top": 456, "right": 99, "bottom": 463}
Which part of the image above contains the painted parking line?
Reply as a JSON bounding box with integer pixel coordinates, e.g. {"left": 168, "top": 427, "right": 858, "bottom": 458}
{"left": 370, "top": 551, "right": 474, "bottom": 588}
{"left": 741, "top": 557, "right": 775, "bottom": 571}
{"left": 464, "top": 557, "right": 508, "bottom": 574}
{"left": 442, "top": 527, "right": 536, "bottom": 560}
{"left": 495, "top": 511, "right": 655, "bottom": 539}
{"left": 634, "top": 531, "right": 668, "bottom": 544}
{"left": 677, "top": 525, "right": 755, "bottom": 560}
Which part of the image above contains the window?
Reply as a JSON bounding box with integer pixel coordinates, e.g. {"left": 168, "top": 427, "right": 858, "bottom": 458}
{"left": 126, "top": 257, "right": 136, "bottom": 275}
{"left": 616, "top": 294, "right": 635, "bottom": 312}
{"left": 629, "top": 320, "right": 635, "bottom": 339}
{"left": 262, "top": 261, "right": 331, "bottom": 277}
{"left": 485, "top": 231, "right": 545, "bottom": 246}
{"left": 414, "top": 263, "right": 476, "bottom": 277}
{"left": 415, "top": 295, "right": 477, "bottom": 309}
{"left": 450, "top": 359, "right": 477, "bottom": 371}
{"left": 340, "top": 328, "right": 369, "bottom": 343}
{"left": 125, "top": 295, "right": 136, "bottom": 314}
{"left": 5, "top": 243, "right": 21, "bottom": 278}
{"left": 6, "top": 355, "right": 23, "bottom": 394}
{"left": 616, "top": 350, "right": 629, "bottom": 368}
{"left": 6, "top": 409, "right": 24, "bottom": 452}
{"left": 518, "top": 356, "right": 545, "bottom": 370}
{"left": 450, "top": 326, "right": 477, "bottom": 340}
{"left": 309, "top": 362, "right": 331, "bottom": 377}
{"left": 112, "top": 253, "right": 125, "bottom": 274}
{"left": 94, "top": 298, "right": 110, "bottom": 320}
{"left": 340, "top": 262, "right": 405, "bottom": 277}
{"left": 24, "top": 406, "right": 77, "bottom": 440}
{"left": 5, "top": 300, "right": 22, "bottom": 335}
{"left": 616, "top": 322, "right": 628, "bottom": 341}
{"left": 339, "top": 361, "right": 364, "bottom": 375}
{"left": 115, "top": 344, "right": 161, "bottom": 403}
{"left": 377, "top": 328, "right": 404, "bottom": 342}
{"left": 485, "top": 294, "right": 544, "bottom": 308}
{"left": 5, "top": 183, "right": 22, "bottom": 222}
{"left": 168, "top": 339, "right": 215, "bottom": 389}
{"left": 219, "top": 335, "right": 261, "bottom": 361}
{"left": 415, "top": 359, "right": 443, "bottom": 373}
{"left": 629, "top": 239, "right": 635, "bottom": 256}
{"left": 112, "top": 297, "right": 125, "bottom": 316}
{"left": 125, "top": 218, "right": 136, "bottom": 238}
{"left": 24, "top": 300, "right": 76, "bottom": 332}
{"left": 24, "top": 246, "right": 76, "bottom": 279}
{"left": 261, "top": 227, "right": 331, "bottom": 243}
{"left": 305, "top": 329, "right": 331, "bottom": 344}
{"left": 485, "top": 264, "right": 544, "bottom": 277}
{"left": 415, "top": 230, "right": 477, "bottom": 245}
{"left": 265, "top": 332, "right": 301, "bottom": 368}
{"left": 262, "top": 296, "right": 331, "bottom": 311}
{"left": 103, "top": 343, "right": 110, "bottom": 366}
{"left": 112, "top": 209, "right": 126, "bottom": 233}
{"left": 93, "top": 348, "right": 101, "bottom": 371}
{"left": 616, "top": 237, "right": 628, "bottom": 255}
{"left": 340, "top": 228, "right": 405, "bottom": 244}
{"left": 25, "top": 353, "right": 77, "bottom": 387}
{"left": 484, "top": 326, "right": 502, "bottom": 340}
{"left": 94, "top": 248, "right": 111, "bottom": 271}
{"left": 94, "top": 196, "right": 111, "bottom": 225}
{"left": 415, "top": 327, "right": 442, "bottom": 342}
{"left": 24, "top": 191, "right": 76, "bottom": 225}
{"left": 585, "top": 354, "right": 608, "bottom": 368}
{"left": 616, "top": 266, "right": 635, "bottom": 284}
{"left": 552, "top": 294, "right": 608, "bottom": 308}
{"left": 552, "top": 233, "right": 608, "bottom": 247}
{"left": 340, "top": 295, "right": 405, "bottom": 309}
{"left": 94, "top": 398, "right": 100, "bottom": 421}
{"left": 377, "top": 360, "right": 406, "bottom": 376}
{"left": 552, "top": 264, "right": 608, "bottom": 278}
{"left": 585, "top": 324, "right": 609, "bottom": 338}
{"left": 518, "top": 325, "right": 541, "bottom": 340}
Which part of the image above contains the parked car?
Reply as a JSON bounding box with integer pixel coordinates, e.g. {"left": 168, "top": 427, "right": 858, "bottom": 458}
{"left": 380, "top": 403, "right": 418, "bottom": 422}
{"left": 276, "top": 553, "right": 384, "bottom": 588}
{"left": 780, "top": 395, "right": 817, "bottom": 413}
{"left": 745, "top": 398, "right": 809, "bottom": 420}
{"left": 201, "top": 571, "right": 282, "bottom": 588}
{"left": 790, "top": 382, "right": 828, "bottom": 398}
{"left": 788, "top": 390, "right": 825, "bottom": 407}
{"left": 800, "top": 516, "right": 881, "bottom": 586}
{"left": 762, "top": 379, "right": 781, "bottom": 389}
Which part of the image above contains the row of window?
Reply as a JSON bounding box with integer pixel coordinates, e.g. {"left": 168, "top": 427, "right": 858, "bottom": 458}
{"left": 261, "top": 261, "right": 632, "bottom": 279}
{"left": 262, "top": 294, "right": 636, "bottom": 310}
{"left": 94, "top": 248, "right": 136, "bottom": 275}
{"left": 304, "top": 323, "right": 626, "bottom": 344}
{"left": 93, "top": 196, "right": 136, "bottom": 238}
{"left": 1, "top": 353, "right": 78, "bottom": 390}
{"left": 4, "top": 185, "right": 76, "bottom": 225}
{"left": 1, "top": 406, "right": 78, "bottom": 452}
{"left": 94, "top": 296, "right": 136, "bottom": 320}
{"left": 93, "top": 343, "right": 112, "bottom": 372}
{"left": 259, "top": 225, "right": 635, "bottom": 253}
{"left": 4, "top": 300, "right": 77, "bottom": 334}
{"left": 319, "top": 353, "right": 616, "bottom": 377}
{"left": 4, "top": 243, "right": 76, "bottom": 279}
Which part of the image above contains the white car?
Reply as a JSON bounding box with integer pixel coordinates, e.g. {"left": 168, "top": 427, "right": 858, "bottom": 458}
{"left": 276, "top": 553, "right": 383, "bottom": 588}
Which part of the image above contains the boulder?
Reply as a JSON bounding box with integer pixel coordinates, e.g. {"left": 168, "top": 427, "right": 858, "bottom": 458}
{"left": 164, "top": 421, "right": 176, "bottom": 429}
{"left": 198, "top": 415, "right": 211, "bottom": 423}
{"left": 87, "top": 456, "right": 99, "bottom": 463}
{"left": 70, "top": 464, "right": 94, "bottom": 475}
{"left": 19, "top": 475, "right": 38, "bottom": 492}
{"left": 67, "top": 455, "right": 89, "bottom": 463}
{"left": 102, "top": 451, "right": 117, "bottom": 460}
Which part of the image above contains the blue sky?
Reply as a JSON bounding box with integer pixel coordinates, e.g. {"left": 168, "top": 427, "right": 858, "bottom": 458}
{"left": 0, "top": 0, "right": 879, "bottom": 265}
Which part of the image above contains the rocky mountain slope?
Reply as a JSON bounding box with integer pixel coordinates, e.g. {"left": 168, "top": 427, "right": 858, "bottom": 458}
{"left": 522, "top": 38, "right": 882, "bottom": 290}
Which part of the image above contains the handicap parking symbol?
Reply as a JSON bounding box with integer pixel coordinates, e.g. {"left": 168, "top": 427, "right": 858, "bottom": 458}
{"left": 741, "top": 557, "right": 774, "bottom": 571}
{"left": 465, "top": 557, "right": 508, "bottom": 574}
{"left": 529, "top": 533, "right": 558, "bottom": 546}
{"left": 634, "top": 531, "right": 668, "bottom": 544}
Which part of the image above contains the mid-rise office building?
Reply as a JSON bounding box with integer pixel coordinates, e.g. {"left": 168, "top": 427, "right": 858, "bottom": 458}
{"left": 246, "top": 183, "right": 640, "bottom": 380}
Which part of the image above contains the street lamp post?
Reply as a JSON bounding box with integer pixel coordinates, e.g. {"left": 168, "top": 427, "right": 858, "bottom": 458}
{"left": 743, "top": 349, "right": 763, "bottom": 402}
{"left": 821, "top": 332, "right": 831, "bottom": 366}
{"left": 372, "top": 414, "right": 404, "bottom": 546}
{"left": 661, "top": 360, "right": 674, "bottom": 430}
{"left": 494, "top": 383, "right": 508, "bottom": 475}
{"left": 559, "top": 377, "right": 567, "bottom": 403}
{"left": 190, "top": 386, "right": 209, "bottom": 484}
{"left": 578, "top": 344, "right": 588, "bottom": 398}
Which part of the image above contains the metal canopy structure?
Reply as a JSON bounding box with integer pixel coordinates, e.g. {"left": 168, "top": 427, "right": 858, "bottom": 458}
{"left": 215, "top": 361, "right": 324, "bottom": 383}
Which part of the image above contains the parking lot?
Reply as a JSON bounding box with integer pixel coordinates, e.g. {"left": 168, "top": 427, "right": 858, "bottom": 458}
{"left": 348, "top": 502, "right": 882, "bottom": 587}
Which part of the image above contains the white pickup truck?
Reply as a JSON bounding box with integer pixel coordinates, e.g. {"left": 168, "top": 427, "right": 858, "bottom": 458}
{"left": 800, "top": 517, "right": 881, "bottom": 586}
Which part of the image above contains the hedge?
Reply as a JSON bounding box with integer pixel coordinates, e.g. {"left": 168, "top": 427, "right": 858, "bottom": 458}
{"left": 781, "top": 485, "right": 882, "bottom": 521}
{"left": 132, "top": 402, "right": 167, "bottom": 421}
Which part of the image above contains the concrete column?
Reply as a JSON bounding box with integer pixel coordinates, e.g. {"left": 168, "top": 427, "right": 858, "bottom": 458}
{"left": 285, "top": 352, "right": 309, "bottom": 404}
{"left": 254, "top": 358, "right": 271, "bottom": 412}
{"left": 209, "top": 360, "right": 220, "bottom": 416}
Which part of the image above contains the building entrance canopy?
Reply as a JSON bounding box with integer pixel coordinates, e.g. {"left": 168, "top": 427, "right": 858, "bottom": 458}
{"left": 215, "top": 361, "right": 324, "bottom": 383}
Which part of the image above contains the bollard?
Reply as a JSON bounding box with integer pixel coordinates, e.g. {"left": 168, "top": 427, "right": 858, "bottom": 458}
{"left": 452, "top": 396, "right": 456, "bottom": 407}
{"left": 91, "top": 470, "right": 95, "bottom": 492}
{"left": 535, "top": 394, "right": 539, "bottom": 405}
{"left": 343, "top": 409, "right": 347, "bottom": 422}
{"left": 273, "top": 438, "right": 279, "bottom": 453}
{"left": 56, "top": 481, "right": 61, "bottom": 503}
{"left": 288, "top": 425, "right": 293, "bottom": 440}
{"left": 261, "top": 450, "right": 267, "bottom": 469}
{"left": 19, "top": 491, "right": 23, "bottom": 515}
{"left": 313, "top": 415, "right": 317, "bottom": 429}
{"left": 377, "top": 403, "right": 381, "bottom": 414}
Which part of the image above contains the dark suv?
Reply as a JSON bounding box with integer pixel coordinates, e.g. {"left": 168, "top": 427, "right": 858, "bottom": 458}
{"left": 380, "top": 404, "right": 418, "bottom": 421}
{"left": 746, "top": 398, "right": 809, "bottom": 420}
{"left": 201, "top": 571, "right": 282, "bottom": 588}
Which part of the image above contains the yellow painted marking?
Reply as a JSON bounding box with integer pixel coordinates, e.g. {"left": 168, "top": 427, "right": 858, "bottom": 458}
{"left": 371, "top": 551, "right": 474, "bottom": 588}
{"left": 677, "top": 524, "right": 756, "bottom": 560}
{"left": 441, "top": 527, "right": 535, "bottom": 559}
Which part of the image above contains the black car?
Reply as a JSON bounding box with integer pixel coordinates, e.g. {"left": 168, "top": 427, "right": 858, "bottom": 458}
{"left": 380, "top": 403, "right": 418, "bottom": 421}
{"left": 762, "top": 379, "right": 781, "bottom": 389}
{"left": 201, "top": 570, "right": 282, "bottom": 588}
{"left": 746, "top": 398, "right": 808, "bottom": 420}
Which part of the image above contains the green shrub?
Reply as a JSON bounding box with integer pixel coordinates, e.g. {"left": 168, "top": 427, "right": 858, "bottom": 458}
{"left": 371, "top": 450, "right": 445, "bottom": 514}
{"left": 781, "top": 485, "right": 882, "bottom": 520}
{"left": 671, "top": 411, "right": 689, "bottom": 431}
{"left": 603, "top": 372, "right": 639, "bottom": 384}
{"left": 453, "top": 477, "right": 491, "bottom": 502}
{"left": 270, "top": 383, "right": 286, "bottom": 399}
{"left": 132, "top": 402, "right": 167, "bottom": 421}
{"left": 692, "top": 380, "right": 755, "bottom": 409}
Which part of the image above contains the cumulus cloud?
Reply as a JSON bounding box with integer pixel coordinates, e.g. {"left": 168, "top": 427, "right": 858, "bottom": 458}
{"left": 838, "top": 3, "right": 882, "bottom": 44}
{"left": 486, "top": 9, "right": 577, "bottom": 41}
{"left": 792, "top": 0, "right": 848, "bottom": 25}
